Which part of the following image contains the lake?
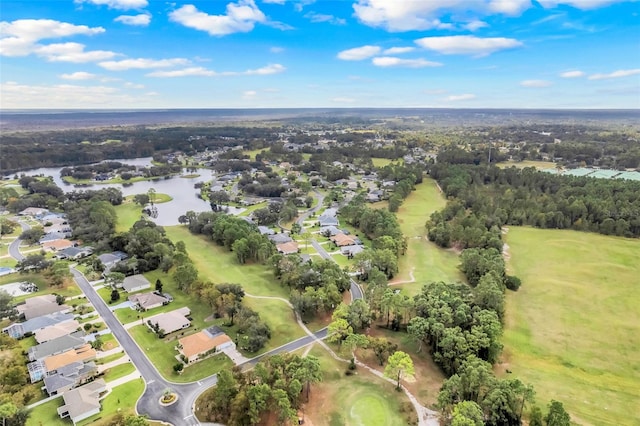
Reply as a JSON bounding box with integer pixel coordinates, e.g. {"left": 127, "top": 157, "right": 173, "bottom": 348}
{"left": 12, "top": 158, "right": 243, "bottom": 225}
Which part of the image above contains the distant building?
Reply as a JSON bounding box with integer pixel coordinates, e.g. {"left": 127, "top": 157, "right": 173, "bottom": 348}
{"left": 276, "top": 241, "right": 299, "bottom": 255}
{"left": 268, "top": 233, "right": 293, "bottom": 244}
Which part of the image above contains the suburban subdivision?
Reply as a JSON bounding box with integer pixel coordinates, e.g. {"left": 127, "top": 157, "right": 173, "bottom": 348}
{"left": 0, "top": 109, "right": 638, "bottom": 426}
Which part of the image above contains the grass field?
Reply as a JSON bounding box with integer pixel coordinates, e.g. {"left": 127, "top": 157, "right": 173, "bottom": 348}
{"left": 497, "top": 160, "right": 556, "bottom": 170}
{"left": 0, "top": 273, "right": 81, "bottom": 303}
{"left": 304, "top": 346, "right": 416, "bottom": 426}
{"left": 501, "top": 227, "right": 640, "bottom": 426}
{"left": 114, "top": 202, "right": 145, "bottom": 232}
{"left": 371, "top": 158, "right": 398, "bottom": 168}
{"left": 393, "top": 178, "right": 464, "bottom": 296}
{"left": 102, "top": 362, "right": 136, "bottom": 382}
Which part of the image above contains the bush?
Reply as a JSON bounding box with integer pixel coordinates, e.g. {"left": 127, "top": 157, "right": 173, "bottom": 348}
{"left": 505, "top": 275, "right": 522, "bottom": 291}
{"left": 84, "top": 323, "right": 93, "bottom": 331}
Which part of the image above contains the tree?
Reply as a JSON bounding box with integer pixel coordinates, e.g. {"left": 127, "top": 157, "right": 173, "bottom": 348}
{"left": 529, "top": 405, "right": 544, "bottom": 426}
{"left": 0, "top": 290, "right": 17, "bottom": 320}
{"left": 0, "top": 218, "right": 17, "bottom": 235}
{"left": 367, "top": 336, "right": 397, "bottom": 366}
{"left": 327, "top": 318, "right": 353, "bottom": 344}
{"left": 147, "top": 188, "right": 157, "bottom": 205}
{"left": 55, "top": 294, "right": 65, "bottom": 305}
{"left": 133, "top": 194, "right": 150, "bottom": 207}
{"left": 105, "top": 272, "right": 125, "bottom": 289}
{"left": 123, "top": 416, "right": 150, "bottom": 426}
{"left": 384, "top": 351, "right": 415, "bottom": 390}
{"left": 19, "top": 228, "right": 44, "bottom": 245}
{"left": 173, "top": 263, "right": 198, "bottom": 291}
{"left": 173, "top": 363, "right": 184, "bottom": 373}
{"left": 110, "top": 289, "right": 121, "bottom": 302}
{"left": 155, "top": 279, "right": 163, "bottom": 292}
{"left": 545, "top": 400, "right": 570, "bottom": 426}
{"left": 291, "top": 223, "right": 302, "bottom": 235}
{"left": 16, "top": 254, "right": 51, "bottom": 273}
{"left": 452, "top": 401, "right": 484, "bottom": 426}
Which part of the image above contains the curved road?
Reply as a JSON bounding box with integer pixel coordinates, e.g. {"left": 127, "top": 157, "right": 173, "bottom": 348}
{"left": 8, "top": 220, "right": 30, "bottom": 261}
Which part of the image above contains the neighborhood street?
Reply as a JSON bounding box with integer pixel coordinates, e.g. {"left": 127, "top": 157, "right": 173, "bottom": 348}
{"left": 8, "top": 220, "right": 30, "bottom": 261}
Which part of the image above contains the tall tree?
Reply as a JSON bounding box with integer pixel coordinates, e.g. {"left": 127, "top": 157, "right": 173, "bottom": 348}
{"left": 384, "top": 351, "right": 415, "bottom": 390}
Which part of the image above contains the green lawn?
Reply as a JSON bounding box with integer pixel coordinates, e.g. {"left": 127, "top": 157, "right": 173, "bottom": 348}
{"left": 371, "top": 158, "right": 398, "bottom": 168}
{"left": 102, "top": 362, "right": 136, "bottom": 382}
{"left": 501, "top": 227, "right": 640, "bottom": 426}
{"left": 114, "top": 202, "right": 146, "bottom": 232}
{"left": 393, "top": 179, "right": 464, "bottom": 296}
{"left": 78, "top": 379, "right": 145, "bottom": 426}
{"left": 238, "top": 201, "right": 268, "bottom": 217}
{"left": 26, "top": 397, "right": 67, "bottom": 426}
{"left": 496, "top": 160, "right": 556, "bottom": 170}
{"left": 242, "top": 148, "right": 266, "bottom": 160}
{"left": 164, "top": 226, "right": 289, "bottom": 299}
{"left": 0, "top": 273, "right": 81, "bottom": 304}
{"left": 96, "top": 352, "right": 125, "bottom": 365}
{"left": 305, "top": 346, "right": 415, "bottom": 426}
{"left": 124, "top": 193, "right": 173, "bottom": 204}
{"left": 129, "top": 325, "right": 232, "bottom": 382}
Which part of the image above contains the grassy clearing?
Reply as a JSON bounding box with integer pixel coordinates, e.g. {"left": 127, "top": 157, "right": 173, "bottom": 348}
{"left": 26, "top": 397, "right": 66, "bottom": 426}
{"left": 97, "top": 352, "right": 125, "bottom": 365}
{"left": 114, "top": 202, "right": 145, "bottom": 232}
{"left": 371, "top": 158, "right": 397, "bottom": 168}
{"left": 304, "top": 346, "right": 416, "bottom": 426}
{"left": 123, "top": 193, "right": 173, "bottom": 204}
{"left": 242, "top": 149, "right": 266, "bottom": 160}
{"left": 501, "top": 227, "right": 640, "bottom": 426}
{"left": 0, "top": 273, "right": 81, "bottom": 304}
{"left": 496, "top": 160, "right": 556, "bottom": 170}
{"left": 237, "top": 201, "right": 268, "bottom": 217}
{"left": 393, "top": 179, "right": 464, "bottom": 297}
{"left": 164, "top": 226, "right": 289, "bottom": 299}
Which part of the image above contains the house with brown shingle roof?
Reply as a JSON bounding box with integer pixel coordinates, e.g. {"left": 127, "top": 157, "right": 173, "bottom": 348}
{"left": 276, "top": 241, "right": 299, "bottom": 255}
{"left": 42, "top": 239, "right": 75, "bottom": 252}
{"left": 177, "top": 326, "right": 234, "bottom": 363}
{"left": 330, "top": 232, "right": 356, "bottom": 247}
{"left": 35, "top": 319, "right": 81, "bottom": 344}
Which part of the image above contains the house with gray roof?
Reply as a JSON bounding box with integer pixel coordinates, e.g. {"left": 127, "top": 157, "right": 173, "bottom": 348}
{"left": 257, "top": 226, "right": 275, "bottom": 235}
{"left": 128, "top": 292, "right": 169, "bottom": 310}
{"left": 44, "top": 361, "right": 97, "bottom": 396}
{"left": 28, "top": 332, "right": 85, "bottom": 361}
{"left": 57, "top": 379, "right": 107, "bottom": 424}
{"left": 268, "top": 233, "right": 293, "bottom": 244}
{"left": 39, "top": 232, "right": 70, "bottom": 244}
{"left": 16, "top": 294, "right": 71, "bottom": 320}
{"left": 121, "top": 274, "right": 151, "bottom": 293}
{"left": 146, "top": 307, "right": 191, "bottom": 335}
{"left": 3, "top": 312, "right": 74, "bottom": 339}
{"left": 318, "top": 208, "right": 339, "bottom": 227}
{"left": 54, "top": 246, "right": 93, "bottom": 260}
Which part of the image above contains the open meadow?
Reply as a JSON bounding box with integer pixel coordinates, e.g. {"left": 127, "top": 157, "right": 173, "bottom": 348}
{"left": 501, "top": 227, "right": 640, "bottom": 425}
{"left": 392, "top": 178, "right": 464, "bottom": 296}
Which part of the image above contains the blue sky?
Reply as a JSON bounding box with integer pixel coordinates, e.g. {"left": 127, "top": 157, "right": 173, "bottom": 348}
{"left": 1, "top": 0, "right": 638, "bottom": 109}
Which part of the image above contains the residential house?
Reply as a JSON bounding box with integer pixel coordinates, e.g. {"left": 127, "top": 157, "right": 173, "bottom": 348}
{"left": 257, "top": 226, "right": 275, "bottom": 235}
{"left": 35, "top": 319, "right": 81, "bottom": 344}
{"left": 268, "top": 233, "right": 293, "bottom": 244}
{"left": 42, "top": 239, "right": 75, "bottom": 252}
{"left": 28, "top": 332, "right": 86, "bottom": 361}
{"left": 3, "top": 312, "right": 75, "bottom": 339}
{"left": 147, "top": 307, "right": 191, "bottom": 335}
{"left": 330, "top": 233, "right": 357, "bottom": 247}
{"left": 57, "top": 379, "right": 107, "bottom": 425}
{"left": 121, "top": 274, "right": 151, "bottom": 293}
{"left": 276, "top": 241, "right": 299, "bottom": 255}
{"left": 0, "top": 267, "right": 15, "bottom": 276}
{"left": 28, "top": 343, "right": 96, "bottom": 383}
{"left": 318, "top": 208, "right": 339, "bottom": 227}
{"left": 128, "top": 292, "right": 169, "bottom": 310}
{"left": 18, "top": 207, "right": 49, "bottom": 218}
{"left": 341, "top": 245, "right": 365, "bottom": 257}
{"left": 319, "top": 225, "right": 341, "bottom": 237}
{"left": 16, "top": 294, "right": 71, "bottom": 321}
{"left": 44, "top": 361, "right": 98, "bottom": 396}
{"left": 54, "top": 246, "right": 93, "bottom": 260}
{"left": 39, "top": 233, "right": 69, "bottom": 245}
{"left": 177, "top": 326, "right": 234, "bottom": 363}
{"left": 97, "top": 251, "right": 128, "bottom": 274}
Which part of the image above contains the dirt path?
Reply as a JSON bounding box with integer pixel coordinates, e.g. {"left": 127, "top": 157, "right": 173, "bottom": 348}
{"left": 388, "top": 267, "right": 416, "bottom": 286}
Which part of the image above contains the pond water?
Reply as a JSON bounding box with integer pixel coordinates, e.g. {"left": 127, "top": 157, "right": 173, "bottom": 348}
{"left": 11, "top": 158, "right": 242, "bottom": 225}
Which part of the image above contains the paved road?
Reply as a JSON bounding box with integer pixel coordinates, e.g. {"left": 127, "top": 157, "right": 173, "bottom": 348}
{"left": 70, "top": 268, "right": 332, "bottom": 426}
{"left": 310, "top": 239, "right": 364, "bottom": 301}
{"left": 8, "top": 220, "right": 30, "bottom": 261}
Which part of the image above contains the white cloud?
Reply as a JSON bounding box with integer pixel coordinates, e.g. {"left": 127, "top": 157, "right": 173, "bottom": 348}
{"left": 331, "top": 97, "right": 355, "bottom": 103}
{"left": 99, "top": 57, "right": 189, "bottom": 71}
{"left": 59, "top": 71, "right": 97, "bottom": 80}
{"left": 262, "top": 0, "right": 286, "bottom": 3}
{"left": 35, "top": 42, "right": 116, "bottom": 62}
{"left": 352, "top": 0, "right": 530, "bottom": 32}
{"left": 560, "top": 70, "right": 585, "bottom": 78}
{"left": 169, "top": 1, "right": 266, "bottom": 36}
{"left": 588, "top": 69, "right": 640, "bottom": 80}
{"left": 488, "top": 0, "right": 531, "bottom": 15}
{"left": 383, "top": 46, "right": 414, "bottom": 55}
{"left": 372, "top": 56, "right": 442, "bottom": 68}
{"left": 337, "top": 45, "right": 381, "bottom": 60}
{"left": 270, "top": 46, "right": 285, "bottom": 53}
{"left": 74, "top": 0, "right": 148, "bottom": 10}
{"left": 243, "top": 90, "right": 257, "bottom": 99}
{"left": 537, "top": 0, "right": 627, "bottom": 10}
{"left": 124, "top": 82, "right": 145, "bottom": 89}
{"left": 446, "top": 93, "right": 476, "bottom": 101}
{"left": 415, "top": 35, "right": 522, "bottom": 56}
{"left": 304, "top": 12, "right": 346, "bottom": 25}
{"left": 520, "top": 79, "right": 553, "bottom": 87}
{"left": 244, "top": 63, "right": 286, "bottom": 75}
{"left": 114, "top": 14, "right": 151, "bottom": 26}
{"left": 147, "top": 63, "right": 286, "bottom": 77}
{"left": 464, "top": 20, "right": 489, "bottom": 31}
{"left": 0, "top": 19, "right": 105, "bottom": 57}
{"left": 1, "top": 81, "right": 150, "bottom": 108}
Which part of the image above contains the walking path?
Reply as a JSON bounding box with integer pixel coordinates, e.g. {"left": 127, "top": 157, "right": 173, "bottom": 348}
{"left": 388, "top": 267, "right": 416, "bottom": 286}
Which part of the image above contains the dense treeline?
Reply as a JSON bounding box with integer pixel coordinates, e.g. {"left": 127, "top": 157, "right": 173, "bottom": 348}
{"left": 63, "top": 188, "right": 123, "bottom": 250}
{"left": 182, "top": 211, "right": 276, "bottom": 264}
{"left": 272, "top": 255, "right": 350, "bottom": 320}
{"left": 427, "top": 163, "right": 640, "bottom": 242}
{"left": 376, "top": 163, "right": 424, "bottom": 212}
{"left": 0, "top": 333, "right": 33, "bottom": 426}
{"left": 61, "top": 162, "right": 182, "bottom": 181}
{"left": 0, "top": 126, "right": 279, "bottom": 172}
{"left": 198, "top": 354, "right": 321, "bottom": 425}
